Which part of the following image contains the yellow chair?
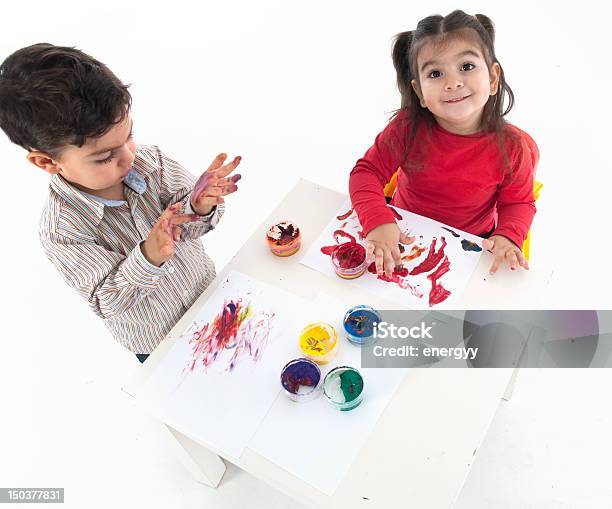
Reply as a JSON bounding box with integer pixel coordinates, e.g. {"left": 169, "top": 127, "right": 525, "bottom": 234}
{"left": 383, "top": 130, "right": 542, "bottom": 260}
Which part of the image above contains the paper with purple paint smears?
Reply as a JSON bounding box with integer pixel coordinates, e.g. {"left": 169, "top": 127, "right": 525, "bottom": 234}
{"left": 135, "top": 270, "right": 308, "bottom": 459}
{"left": 300, "top": 199, "right": 483, "bottom": 309}
{"left": 187, "top": 298, "right": 275, "bottom": 373}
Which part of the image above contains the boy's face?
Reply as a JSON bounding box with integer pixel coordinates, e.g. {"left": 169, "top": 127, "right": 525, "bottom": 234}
{"left": 411, "top": 35, "right": 500, "bottom": 135}
{"left": 28, "top": 115, "right": 136, "bottom": 198}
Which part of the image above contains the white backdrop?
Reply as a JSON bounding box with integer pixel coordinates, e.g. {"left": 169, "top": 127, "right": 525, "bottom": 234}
{"left": 1, "top": 1, "right": 611, "bottom": 507}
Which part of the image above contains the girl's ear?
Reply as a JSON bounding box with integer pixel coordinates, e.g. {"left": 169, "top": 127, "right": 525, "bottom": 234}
{"left": 27, "top": 151, "right": 62, "bottom": 174}
{"left": 411, "top": 79, "right": 427, "bottom": 107}
{"left": 489, "top": 62, "right": 501, "bottom": 95}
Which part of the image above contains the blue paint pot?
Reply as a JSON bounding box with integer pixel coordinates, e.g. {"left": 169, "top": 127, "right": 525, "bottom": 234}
{"left": 342, "top": 305, "right": 381, "bottom": 345}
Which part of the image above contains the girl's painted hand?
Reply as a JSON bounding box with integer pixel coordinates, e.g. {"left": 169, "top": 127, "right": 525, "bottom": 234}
{"left": 482, "top": 235, "right": 529, "bottom": 275}
{"left": 365, "top": 223, "right": 413, "bottom": 278}
{"left": 141, "top": 204, "right": 194, "bottom": 267}
{"left": 190, "top": 153, "right": 242, "bottom": 216}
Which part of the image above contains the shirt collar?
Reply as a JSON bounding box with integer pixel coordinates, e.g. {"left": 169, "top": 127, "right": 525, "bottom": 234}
{"left": 49, "top": 168, "right": 147, "bottom": 223}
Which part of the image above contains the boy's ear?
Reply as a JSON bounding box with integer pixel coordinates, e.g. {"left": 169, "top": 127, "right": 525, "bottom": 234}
{"left": 411, "top": 79, "right": 426, "bottom": 107}
{"left": 27, "top": 151, "right": 62, "bottom": 174}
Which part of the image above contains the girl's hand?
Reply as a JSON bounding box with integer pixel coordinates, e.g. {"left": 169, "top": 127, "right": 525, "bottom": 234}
{"left": 191, "top": 153, "right": 242, "bottom": 216}
{"left": 141, "top": 204, "right": 194, "bottom": 267}
{"left": 482, "top": 235, "right": 529, "bottom": 275}
{"left": 365, "top": 223, "right": 413, "bottom": 277}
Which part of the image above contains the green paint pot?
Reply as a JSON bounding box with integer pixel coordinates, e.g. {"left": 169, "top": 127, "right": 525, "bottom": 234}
{"left": 323, "top": 366, "right": 364, "bottom": 411}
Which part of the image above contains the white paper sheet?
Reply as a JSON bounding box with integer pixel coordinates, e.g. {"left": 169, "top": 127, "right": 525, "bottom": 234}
{"left": 300, "top": 199, "right": 483, "bottom": 309}
{"left": 135, "top": 270, "right": 309, "bottom": 459}
{"left": 249, "top": 294, "right": 408, "bottom": 495}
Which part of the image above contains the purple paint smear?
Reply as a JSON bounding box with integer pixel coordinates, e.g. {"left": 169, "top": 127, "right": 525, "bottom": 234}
{"left": 191, "top": 172, "right": 242, "bottom": 206}
{"left": 187, "top": 299, "right": 275, "bottom": 373}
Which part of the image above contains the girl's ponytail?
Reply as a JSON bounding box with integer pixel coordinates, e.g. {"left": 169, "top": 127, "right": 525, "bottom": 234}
{"left": 474, "top": 14, "right": 495, "bottom": 45}
{"left": 392, "top": 31, "right": 415, "bottom": 108}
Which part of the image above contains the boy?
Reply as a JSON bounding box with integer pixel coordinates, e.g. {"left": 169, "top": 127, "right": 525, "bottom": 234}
{"left": 0, "top": 43, "right": 241, "bottom": 361}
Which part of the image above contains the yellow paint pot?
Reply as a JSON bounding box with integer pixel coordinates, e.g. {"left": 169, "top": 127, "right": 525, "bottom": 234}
{"left": 299, "top": 322, "right": 339, "bottom": 365}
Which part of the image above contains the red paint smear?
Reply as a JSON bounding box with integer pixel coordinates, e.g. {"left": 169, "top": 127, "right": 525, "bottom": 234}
{"left": 357, "top": 230, "right": 365, "bottom": 240}
{"left": 320, "top": 229, "right": 358, "bottom": 256}
{"left": 427, "top": 256, "right": 451, "bottom": 306}
{"left": 389, "top": 206, "right": 403, "bottom": 221}
{"left": 340, "top": 221, "right": 348, "bottom": 229}
{"left": 402, "top": 244, "right": 427, "bottom": 262}
{"left": 336, "top": 207, "right": 354, "bottom": 221}
{"left": 367, "top": 262, "right": 423, "bottom": 297}
{"left": 334, "top": 229, "right": 356, "bottom": 244}
{"left": 188, "top": 299, "right": 274, "bottom": 372}
{"left": 409, "top": 237, "right": 447, "bottom": 275}
{"left": 320, "top": 244, "right": 338, "bottom": 255}
{"left": 332, "top": 242, "right": 366, "bottom": 269}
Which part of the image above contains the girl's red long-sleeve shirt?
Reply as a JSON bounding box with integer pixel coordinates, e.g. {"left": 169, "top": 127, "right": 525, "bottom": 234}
{"left": 349, "top": 112, "right": 536, "bottom": 248}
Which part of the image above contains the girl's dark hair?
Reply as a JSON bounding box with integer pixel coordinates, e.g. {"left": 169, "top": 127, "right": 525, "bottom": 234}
{"left": 391, "top": 10, "right": 516, "bottom": 172}
{"left": 0, "top": 43, "right": 131, "bottom": 158}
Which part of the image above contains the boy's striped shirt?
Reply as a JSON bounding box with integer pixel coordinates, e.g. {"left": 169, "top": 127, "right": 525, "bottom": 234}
{"left": 39, "top": 145, "right": 222, "bottom": 354}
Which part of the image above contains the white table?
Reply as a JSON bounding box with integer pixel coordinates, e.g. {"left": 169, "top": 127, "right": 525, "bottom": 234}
{"left": 124, "top": 179, "right": 554, "bottom": 509}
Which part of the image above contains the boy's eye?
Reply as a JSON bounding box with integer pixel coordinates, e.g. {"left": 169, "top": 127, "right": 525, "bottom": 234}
{"left": 95, "top": 153, "right": 115, "bottom": 165}
{"left": 461, "top": 63, "right": 475, "bottom": 71}
{"left": 428, "top": 70, "right": 442, "bottom": 79}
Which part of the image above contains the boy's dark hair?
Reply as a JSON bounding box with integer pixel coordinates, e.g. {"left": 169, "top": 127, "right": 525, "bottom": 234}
{"left": 0, "top": 43, "right": 131, "bottom": 158}
{"left": 391, "top": 10, "right": 517, "bottom": 173}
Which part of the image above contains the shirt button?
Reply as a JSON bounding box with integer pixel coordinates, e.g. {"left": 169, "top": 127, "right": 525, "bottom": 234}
{"left": 168, "top": 266, "right": 175, "bottom": 274}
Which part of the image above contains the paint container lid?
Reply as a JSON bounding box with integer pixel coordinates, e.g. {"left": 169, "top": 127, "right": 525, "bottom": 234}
{"left": 323, "top": 366, "right": 364, "bottom": 411}
{"left": 266, "top": 220, "right": 301, "bottom": 257}
{"left": 299, "top": 322, "right": 339, "bottom": 365}
{"left": 343, "top": 305, "right": 381, "bottom": 345}
{"left": 266, "top": 220, "right": 300, "bottom": 243}
{"left": 280, "top": 358, "right": 322, "bottom": 402}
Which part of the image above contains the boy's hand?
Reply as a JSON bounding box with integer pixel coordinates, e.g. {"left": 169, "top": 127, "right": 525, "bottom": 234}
{"left": 482, "top": 235, "right": 529, "bottom": 275}
{"left": 365, "top": 223, "right": 413, "bottom": 277}
{"left": 191, "top": 153, "right": 242, "bottom": 216}
{"left": 141, "top": 204, "right": 194, "bottom": 267}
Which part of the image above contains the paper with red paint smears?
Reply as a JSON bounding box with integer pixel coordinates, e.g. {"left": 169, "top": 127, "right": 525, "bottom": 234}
{"left": 134, "top": 270, "right": 311, "bottom": 459}
{"left": 300, "top": 198, "right": 483, "bottom": 309}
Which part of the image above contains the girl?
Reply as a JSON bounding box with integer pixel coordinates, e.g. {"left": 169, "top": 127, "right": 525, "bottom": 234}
{"left": 349, "top": 10, "right": 536, "bottom": 277}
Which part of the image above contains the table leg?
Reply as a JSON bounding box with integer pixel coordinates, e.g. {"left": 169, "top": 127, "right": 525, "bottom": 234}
{"left": 502, "top": 367, "right": 520, "bottom": 401}
{"left": 164, "top": 424, "right": 226, "bottom": 487}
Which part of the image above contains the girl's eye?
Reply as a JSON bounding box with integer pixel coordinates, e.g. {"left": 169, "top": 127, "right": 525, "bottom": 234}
{"left": 428, "top": 70, "right": 442, "bottom": 79}
{"left": 461, "top": 63, "right": 475, "bottom": 71}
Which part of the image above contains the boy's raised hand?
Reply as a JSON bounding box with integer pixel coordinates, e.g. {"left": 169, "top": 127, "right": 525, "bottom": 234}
{"left": 141, "top": 204, "right": 194, "bottom": 267}
{"left": 190, "top": 153, "right": 242, "bottom": 216}
{"left": 365, "top": 223, "right": 413, "bottom": 277}
{"left": 482, "top": 235, "right": 529, "bottom": 275}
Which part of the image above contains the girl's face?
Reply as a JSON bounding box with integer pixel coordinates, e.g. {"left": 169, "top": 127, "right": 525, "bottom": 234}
{"left": 411, "top": 35, "right": 500, "bottom": 135}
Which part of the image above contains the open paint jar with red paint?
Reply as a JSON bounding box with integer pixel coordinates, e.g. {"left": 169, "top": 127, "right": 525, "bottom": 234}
{"left": 331, "top": 242, "right": 367, "bottom": 279}
{"left": 266, "top": 220, "right": 301, "bottom": 257}
{"left": 280, "top": 358, "right": 322, "bottom": 402}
